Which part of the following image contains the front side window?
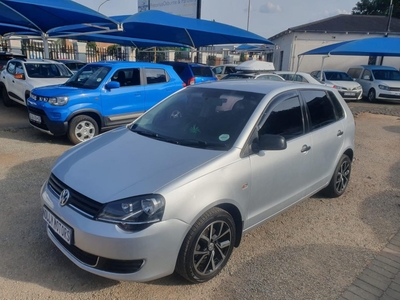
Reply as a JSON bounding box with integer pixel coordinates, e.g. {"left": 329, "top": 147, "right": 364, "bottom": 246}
{"left": 259, "top": 96, "right": 304, "bottom": 140}
{"left": 130, "top": 87, "right": 265, "bottom": 150}
{"left": 64, "top": 65, "right": 111, "bottom": 89}
{"left": 301, "top": 90, "right": 337, "bottom": 130}
{"left": 145, "top": 68, "right": 167, "bottom": 84}
{"left": 111, "top": 68, "right": 141, "bottom": 87}
{"left": 6, "top": 61, "right": 16, "bottom": 74}
{"left": 15, "top": 62, "right": 24, "bottom": 74}
{"left": 213, "top": 66, "right": 222, "bottom": 74}
{"left": 362, "top": 69, "right": 372, "bottom": 80}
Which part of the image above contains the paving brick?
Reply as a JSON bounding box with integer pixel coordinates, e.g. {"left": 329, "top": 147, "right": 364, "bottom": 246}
{"left": 386, "top": 243, "right": 400, "bottom": 254}
{"left": 393, "top": 273, "right": 400, "bottom": 285}
{"left": 380, "top": 294, "right": 396, "bottom": 300}
{"left": 385, "top": 288, "right": 400, "bottom": 299}
{"left": 367, "top": 264, "right": 395, "bottom": 279}
{"left": 362, "top": 268, "right": 392, "bottom": 285}
{"left": 375, "top": 255, "right": 400, "bottom": 269}
{"left": 381, "top": 249, "right": 400, "bottom": 263}
{"left": 347, "top": 285, "right": 379, "bottom": 300}
{"left": 358, "top": 273, "right": 390, "bottom": 291}
{"left": 389, "top": 282, "right": 400, "bottom": 293}
{"left": 390, "top": 239, "right": 400, "bottom": 248}
{"left": 353, "top": 279, "right": 384, "bottom": 297}
{"left": 342, "top": 290, "right": 365, "bottom": 300}
{"left": 371, "top": 260, "right": 399, "bottom": 274}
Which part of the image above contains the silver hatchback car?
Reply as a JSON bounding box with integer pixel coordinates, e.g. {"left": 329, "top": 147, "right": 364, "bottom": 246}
{"left": 41, "top": 80, "right": 355, "bottom": 283}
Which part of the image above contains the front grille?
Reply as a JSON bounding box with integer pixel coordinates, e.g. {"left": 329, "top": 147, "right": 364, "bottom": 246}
{"left": 28, "top": 106, "right": 46, "bottom": 116}
{"left": 50, "top": 227, "right": 144, "bottom": 274}
{"left": 48, "top": 173, "right": 104, "bottom": 218}
{"left": 389, "top": 87, "right": 400, "bottom": 92}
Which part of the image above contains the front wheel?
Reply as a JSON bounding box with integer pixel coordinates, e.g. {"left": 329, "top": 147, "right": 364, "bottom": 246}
{"left": 368, "top": 89, "right": 376, "bottom": 102}
{"left": 1, "top": 86, "right": 14, "bottom": 107}
{"left": 67, "top": 115, "right": 99, "bottom": 145}
{"left": 175, "top": 207, "right": 236, "bottom": 283}
{"left": 322, "top": 154, "right": 351, "bottom": 198}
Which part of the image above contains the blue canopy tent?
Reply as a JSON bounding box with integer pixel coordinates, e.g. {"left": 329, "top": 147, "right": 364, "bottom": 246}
{"left": 298, "top": 37, "right": 400, "bottom": 75}
{"left": 0, "top": 0, "right": 121, "bottom": 57}
{"left": 52, "top": 10, "right": 273, "bottom": 48}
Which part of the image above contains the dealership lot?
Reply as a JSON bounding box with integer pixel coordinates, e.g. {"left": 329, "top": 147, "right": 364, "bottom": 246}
{"left": 0, "top": 101, "right": 400, "bottom": 299}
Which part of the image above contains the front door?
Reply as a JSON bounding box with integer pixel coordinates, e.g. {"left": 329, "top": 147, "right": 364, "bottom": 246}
{"left": 246, "top": 92, "right": 312, "bottom": 230}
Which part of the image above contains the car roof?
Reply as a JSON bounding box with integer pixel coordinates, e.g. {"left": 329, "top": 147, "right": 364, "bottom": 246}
{"left": 55, "top": 59, "right": 85, "bottom": 63}
{"left": 274, "top": 71, "right": 311, "bottom": 76}
{"left": 87, "top": 61, "right": 177, "bottom": 68}
{"left": 186, "top": 79, "right": 330, "bottom": 95}
{"left": 351, "top": 65, "right": 397, "bottom": 70}
{"left": 10, "top": 58, "right": 64, "bottom": 64}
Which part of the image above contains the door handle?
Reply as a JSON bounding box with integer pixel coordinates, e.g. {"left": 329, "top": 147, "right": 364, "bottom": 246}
{"left": 337, "top": 130, "right": 344, "bottom": 137}
{"left": 301, "top": 145, "right": 311, "bottom": 153}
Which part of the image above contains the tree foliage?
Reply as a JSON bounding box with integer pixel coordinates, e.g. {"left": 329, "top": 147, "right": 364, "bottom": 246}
{"left": 352, "top": 0, "right": 400, "bottom": 18}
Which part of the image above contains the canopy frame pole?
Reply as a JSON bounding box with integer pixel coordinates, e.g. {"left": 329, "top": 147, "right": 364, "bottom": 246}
{"left": 320, "top": 54, "right": 330, "bottom": 81}
{"left": 42, "top": 33, "right": 49, "bottom": 59}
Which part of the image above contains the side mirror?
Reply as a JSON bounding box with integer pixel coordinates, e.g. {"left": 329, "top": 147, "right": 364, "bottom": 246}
{"left": 106, "top": 81, "right": 120, "bottom": 90}
{"left": 14, "top": 73, "right": 25, "bottom": 80}
{"left": 363, "top": 75, "right": 370, "bottom": 80}
{"left": 253, "top": 134, "right": 287, "bottom": 152}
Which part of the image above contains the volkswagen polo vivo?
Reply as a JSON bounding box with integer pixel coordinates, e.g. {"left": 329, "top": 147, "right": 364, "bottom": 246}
{"left": 41, "top": 80, "right": 355, "bottom": 283}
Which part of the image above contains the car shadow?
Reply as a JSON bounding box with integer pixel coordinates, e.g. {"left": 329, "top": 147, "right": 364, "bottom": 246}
{"left": 384, "top": 125, "right": 400, "bottom": 134}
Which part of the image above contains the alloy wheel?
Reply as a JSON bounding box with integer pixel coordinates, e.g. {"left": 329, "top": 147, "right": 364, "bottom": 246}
{"left": 335, "top": 160, "right": 350, "bottom": 193}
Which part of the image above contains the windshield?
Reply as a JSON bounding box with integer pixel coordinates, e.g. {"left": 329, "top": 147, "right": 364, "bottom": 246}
{"left": 130, "top": 87, "right": 265, "bottom": 150}
{"left": 372, "top": 69, "right": 400, "bottom": 81}
{"left": 191, "top": 66, "right": 214, "bottom": 77}
{"left": 222, "top": 74, "right": 254, "bottom": 80}
{"left": 25, "top": 63, "right": 73, "bottom": 78}
{"left": 325, "top": 71, "right": 353, "bottom": 81}
{"left": 64, "top": 65, "right": 111, "bottom": 89}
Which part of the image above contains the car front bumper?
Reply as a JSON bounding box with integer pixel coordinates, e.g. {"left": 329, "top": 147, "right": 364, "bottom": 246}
{"left": 40, "top": 181, "right": 189, "bottom": 282}
{"left": 377, "top": 92, "right": 400, "bottom": 101}
{"left": 338, "top": 90, "right": 362, "bottom": 101}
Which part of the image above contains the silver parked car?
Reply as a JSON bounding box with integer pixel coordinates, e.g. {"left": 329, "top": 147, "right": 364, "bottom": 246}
{"left": 41, "top": 80, "right": 355, "bottom": 283}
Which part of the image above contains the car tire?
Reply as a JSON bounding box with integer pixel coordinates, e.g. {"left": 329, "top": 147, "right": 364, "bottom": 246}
{"left": 1, "top": 86, "right": 14, "bottom": 107}
{"left": 175, "top": 207, "right": 236, "bottom": 283}
{"left": 368, "top": 89, "right": 376, "bottom": 102}
{"left": 322, "top": 154, "right": 351, "bottom": 198}
{"left": 67, "top": 115, "right": 99, "bottom": 145}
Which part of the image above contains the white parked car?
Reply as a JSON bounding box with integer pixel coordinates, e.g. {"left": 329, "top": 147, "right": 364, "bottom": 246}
{"left": 311, "top": 70, "right": 363, "bottom": 101}
{"left": 0, "top": 58, "right": 73, "bottom": 106}
{"left": 40, "top": 80, "right": 355, "bottom": 283}
{"left": 212, "top": 64, "right": 237, "bottom": 80}
{"left": 274, "top": 71, "right": 325, "bottom": 85}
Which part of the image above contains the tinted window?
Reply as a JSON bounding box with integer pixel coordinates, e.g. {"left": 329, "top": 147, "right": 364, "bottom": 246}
{"left": 325, "top": 71, "right": 353, "bottom": 81}
{"left": 190, "top": 66, "right": 213, "bottom": 77}
{"left": 327, "top": 91, "right": 345, "bottom": 120}
{"left": 145, "top": 68, "right": 167, "bottom": 84}
{"left": 372, "top": 69, "right": 400, "bottom": 80}
{"left": 64, "top": 65, "right": 111, "bottom": 89}
{"left": 111, "top": 68, "right": 141, "bottom": 87}
{"left": 225, "top": 67, "right": 236, "bottom": 74}
{"left": 172, "top": 65, "right": 185, "bottom": 75}
{"left": 301, "top": 90, "right": 336, "bottom": 130}
{"left": 347, "top": 68, "right": 362, "bottom": 79}
{"left": 25, "top": 63, "right": 72, "bottom": 78}
{"left": 260, "top": 96, "right": 304, "bottom": 140}
{"left": 222, "top": 74, "right": 254, "bottom": 80}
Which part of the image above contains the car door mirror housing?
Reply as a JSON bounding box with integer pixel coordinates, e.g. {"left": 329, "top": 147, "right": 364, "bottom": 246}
{"left": 106, "top": 81, "right": 120, "bottom": 90}
{"left": 253, "top": 134, "right": 287, "bottom": 152}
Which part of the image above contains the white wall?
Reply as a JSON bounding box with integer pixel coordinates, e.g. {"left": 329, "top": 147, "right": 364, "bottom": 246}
{"left": 272, "top": 32, "right": 400, "bottom": 73}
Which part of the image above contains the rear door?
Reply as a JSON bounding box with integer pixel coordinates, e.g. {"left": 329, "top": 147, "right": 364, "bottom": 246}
{"left": 299, "top": 89, "right": 345, "bottom": 194}
{"left": 101, "top": 67, "right": 145, "bottom": 126}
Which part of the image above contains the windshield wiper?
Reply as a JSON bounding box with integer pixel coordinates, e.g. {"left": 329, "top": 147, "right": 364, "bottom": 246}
{"left": 174, "top": 139, "right": 228, "bottom": 149}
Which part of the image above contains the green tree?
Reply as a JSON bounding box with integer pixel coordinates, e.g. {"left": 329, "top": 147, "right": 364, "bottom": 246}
{"left": 86, "top": 41, "right": 97, "bottom": 50}
{"left": 239, "top": 52, "right": 246, "bottom": 62}
{"left": 352, "top": 0, "right": 400, "bottom": 18}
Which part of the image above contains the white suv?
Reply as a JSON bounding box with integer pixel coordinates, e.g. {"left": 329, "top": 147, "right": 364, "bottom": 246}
{"left": 0, "top": 58, "right": 73, "bottom": 106}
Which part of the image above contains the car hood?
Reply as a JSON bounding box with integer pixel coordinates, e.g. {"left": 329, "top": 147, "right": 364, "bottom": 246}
{"left": 28, "top": 77, "right": 70, "bottom": 89}
{"left": 32, "top": 85, "right": 91, "bottom": 97}
{"left": 375, "top": 80, "right": 400, "bottom": 87}
{"left": 52, "top": 127, "right": 224, "bottom": 203}
{"left": 326, "top": 80, "right": 361, "bottom": 89}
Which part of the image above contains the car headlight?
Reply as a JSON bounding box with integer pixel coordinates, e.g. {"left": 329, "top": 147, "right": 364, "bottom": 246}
{"left": 49, "top": 96, "right": 69, "bottom": 106}
{"left": 333, "top": 85, "right": 345, "bottom": 90}
{"left": 30, "top": 91, "right": 37, "bottom": 101}
{"left": 378, "top": 84, "right": 390, "bottom": 91}
{"left": 97, "top": 194, "right": 165, "bottom": 231}
{"left": 355, "top": 85, "right": 362, "bottom": 90}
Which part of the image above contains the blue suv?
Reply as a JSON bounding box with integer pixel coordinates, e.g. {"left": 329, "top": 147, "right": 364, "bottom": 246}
{"left": 159, "top": 61, "right": 217, "bottom": 86}
{"left": 26, "top": 61, "right": 185, "bottom": 144}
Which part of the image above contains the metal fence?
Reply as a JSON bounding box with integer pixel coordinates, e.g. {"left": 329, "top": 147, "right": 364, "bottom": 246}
{"left": 1, "top": 40, "right": 8, "bottom": 51}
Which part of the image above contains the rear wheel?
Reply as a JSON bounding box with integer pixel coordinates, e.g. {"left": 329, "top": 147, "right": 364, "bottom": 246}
{"left": 322, "top": 154, "right": 351, "bottom": 198}
{"left": 368, "top": 89, "right": 376, "bottom": 102}
{"left": 1, "top": 86, "right": 14, "bottom": 107}
{"left": 67, "top": 115, "right": 99, "bottom": 145}
{"left": 176, "top": 207, "right": 236, "bottom": 283}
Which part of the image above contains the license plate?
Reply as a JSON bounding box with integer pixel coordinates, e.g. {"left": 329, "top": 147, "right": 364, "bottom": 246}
{"left": 29, "top": 113, "right": 41, "bottom": 123}
{"left": 344, "top": 92, "right": 356, "bottom": 96}
{"left": 43, "top": 206, "right": 73, "bottom": 245}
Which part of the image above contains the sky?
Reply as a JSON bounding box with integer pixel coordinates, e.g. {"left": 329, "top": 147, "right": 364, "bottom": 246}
{"left": 74, "top": 0, "right": 357, "bottom": 38}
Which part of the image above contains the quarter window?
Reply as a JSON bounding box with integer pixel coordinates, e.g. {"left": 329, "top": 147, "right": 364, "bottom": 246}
{"left": 301, "top": 90, "right": 337, "bottom": 130}
{"left": 260, "top": 96, "right": 304, "bottom": 140}
{"left": 145, "top": 68, "right": 168, "bottom": 84}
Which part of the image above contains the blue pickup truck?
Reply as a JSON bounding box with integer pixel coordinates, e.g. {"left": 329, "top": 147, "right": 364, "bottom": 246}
{"left": 26, "top": 61, "right": 185, "bottom": 144}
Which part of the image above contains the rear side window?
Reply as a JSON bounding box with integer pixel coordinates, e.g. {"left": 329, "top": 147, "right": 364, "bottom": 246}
{"left": 301, "top": 90, "right": 337, "bottom": 130}
{"left": 145, "top": 68, "right": 168, "bottom": 84}
{"left": 260, "top": 96, "right": 304, "bottom": 140}
{"left": 172, "top": 65, "right": 185, "bottom": 75}
{"left": 327, "top": 91, "right": 345, "bottom": 120}
{"left": 347, "top": 68, "right": 362, "bottom": 79}
{"left": 190, "top": 66, "right": 213, "bottom": 77}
